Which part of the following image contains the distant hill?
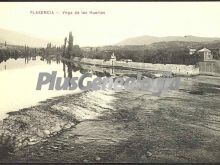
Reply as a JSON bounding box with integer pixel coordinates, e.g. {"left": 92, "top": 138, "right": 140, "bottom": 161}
{"left": 117, "top": 35, "right": 220, "bottom": 46}
{"left": 0, "top": 28, "right": 50, "bottom": 48}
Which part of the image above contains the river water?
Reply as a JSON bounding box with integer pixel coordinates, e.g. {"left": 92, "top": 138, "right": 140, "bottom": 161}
{"left": 0, "top": 57, "right": 220, "bottom": 129}
{"left": 0, "top": 57, "right": 220, "bottom": 162}
{"left": 0, "top": 57, "right": 82, "bottom": 120}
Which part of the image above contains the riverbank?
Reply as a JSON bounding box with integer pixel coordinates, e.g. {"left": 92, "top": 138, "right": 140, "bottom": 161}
{"left": 0, "top": 93, "right": 79, "bottom": 158}
{"left": 0, "top": 89, "right": 115, "bottom": 162}
{"left": 68, "top": 57, "right": 200, "bottom": 76}
{"left": 1, "top": 75, "right": 220, "bottom": 163}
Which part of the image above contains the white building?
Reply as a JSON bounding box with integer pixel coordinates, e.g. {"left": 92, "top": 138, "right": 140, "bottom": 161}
{"left": 189, "top": 48, "right": 196, "bottom": 55}
{"left": 197, "top": 48, "right": 213, "bottom": 61}
{"left": 110, "top": 52, "right": 116, "bottom": 66}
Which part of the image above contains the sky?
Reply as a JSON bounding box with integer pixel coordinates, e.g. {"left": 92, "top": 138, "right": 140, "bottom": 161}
{"left": 1, "top": 2, "right": 220, "bottom": 47}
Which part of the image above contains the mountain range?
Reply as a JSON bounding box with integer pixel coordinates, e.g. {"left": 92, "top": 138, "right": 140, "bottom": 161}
{"left": 117, "top": 35, "right": 220, "bottom": 46}
{"left": 0, "top": 28, "right": 51, "bottom": 48}
{"left": 1, "top": 28, "right": 220, "bottom": 47}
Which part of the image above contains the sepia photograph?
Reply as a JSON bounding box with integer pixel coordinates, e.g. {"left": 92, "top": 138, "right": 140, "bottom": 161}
{"left": 0, "top": 1, "right": 220, "bottom": 163}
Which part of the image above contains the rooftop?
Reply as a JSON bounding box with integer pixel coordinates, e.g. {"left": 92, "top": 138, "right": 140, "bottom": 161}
{"left": 198, "top": 48, "right": 211, "bottom": 52}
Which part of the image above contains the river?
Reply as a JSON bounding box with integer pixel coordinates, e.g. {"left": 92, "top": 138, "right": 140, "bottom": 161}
{"left": 0, "top": 57, "right": 82, "bottom": 120}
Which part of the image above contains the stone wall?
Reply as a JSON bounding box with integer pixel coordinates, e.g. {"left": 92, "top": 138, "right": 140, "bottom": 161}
{"left": 73, "top": 57, "right": 199, "bottom": 76}
{"left": 198, "top": 60, "right": 220, "bottom": 76}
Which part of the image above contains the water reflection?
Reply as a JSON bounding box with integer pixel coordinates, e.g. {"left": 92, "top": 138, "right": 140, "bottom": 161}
{"left": 47, "top": 59, "right": 51, "bottom": 64}
{"left": 63, "top": 61, "right": 66, "bottom": 78}
{"left": 25, "top": 57, "right": 30, "bottom": 64}
{"left": 0, "top": 57, "right": 82, "bottom": 120}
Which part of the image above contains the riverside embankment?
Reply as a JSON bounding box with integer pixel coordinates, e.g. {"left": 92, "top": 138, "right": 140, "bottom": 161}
{"left": 1, "top": 75, "right": 220, "bottom": 163}
{"left": 70, "top": 57, "right": 200, "bottom": 76}
{"left": 68, "top": 57, "right": 220, "bottom": 77}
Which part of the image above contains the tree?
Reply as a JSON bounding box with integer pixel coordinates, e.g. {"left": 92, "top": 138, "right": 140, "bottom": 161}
{"left": 67, "top": 32, "right": 74, "bottom": 59}
{"left": 63, "top": 37, "right": 67, "bottom": 58}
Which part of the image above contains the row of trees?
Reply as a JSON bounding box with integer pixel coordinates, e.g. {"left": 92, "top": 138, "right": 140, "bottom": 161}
{"left": 83, "top": 41, "right": 220, "bottom": 65}
{"left": 0, "top": 49, "right": 20, "bottom": 63}
{"left": 0, "top": 45, "right": 39, "bottom": 63}
{"left": 62, "top": 32, "right": 83, "bottom": 59}
{"left": 0, "top": 32, "right": 84, "bottom": 64}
